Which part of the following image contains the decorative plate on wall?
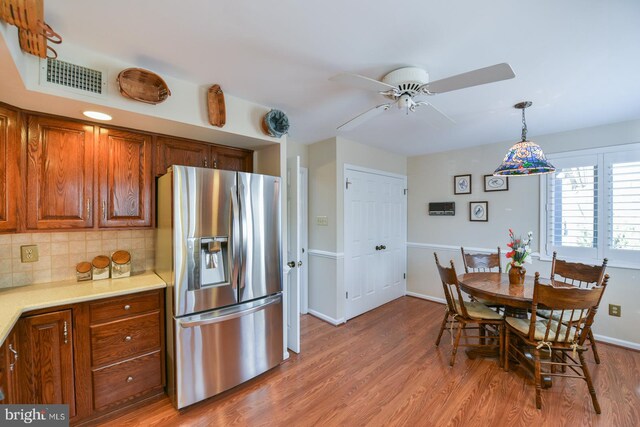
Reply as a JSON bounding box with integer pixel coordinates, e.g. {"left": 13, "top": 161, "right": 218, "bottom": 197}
{"left": 262, "top": 109, "right": 289, "bottom": 138}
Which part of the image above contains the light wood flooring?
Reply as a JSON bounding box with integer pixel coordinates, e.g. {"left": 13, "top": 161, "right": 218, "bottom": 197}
{"left": 100, "top": 297, "right": 640, "bottom": 427}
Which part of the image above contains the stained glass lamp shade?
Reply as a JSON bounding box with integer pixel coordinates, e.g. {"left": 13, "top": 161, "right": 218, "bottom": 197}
{"left": 494, "top": 101, "right": 555, "bottom": 176}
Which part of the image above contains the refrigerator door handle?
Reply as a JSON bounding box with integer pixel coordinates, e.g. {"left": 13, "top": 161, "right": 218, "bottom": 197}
{"left": 230, "top": 185, "right": 241, "bottom": 289}
{"left": 178, "top": 295, "right": 281, "bottom": 328}
{"left": 238, "top": 179, "right": 249, "bottom": 291}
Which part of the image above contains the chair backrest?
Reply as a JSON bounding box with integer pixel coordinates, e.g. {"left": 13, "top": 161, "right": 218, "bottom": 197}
{"left": 434, "top": 253, "right": 469, "bottom": 318}
{"left": 550, "top": 251, "right": 607, "bottom": 289}
{"left": 461, "top": 247, "right": 502, "bottom": 273}
{"left": 529, "top": 272, "right": 607, "bottom": 346}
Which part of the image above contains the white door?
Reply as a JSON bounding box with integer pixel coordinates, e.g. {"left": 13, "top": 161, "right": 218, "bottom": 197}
{"left": 345, "top": 168, "right": 406, "bottom": 320}
{"left": 286, "top": 156, "right": 301, "bottom": 353}
{"left": 300, "top": 167, "right": 309, "bottom": 315}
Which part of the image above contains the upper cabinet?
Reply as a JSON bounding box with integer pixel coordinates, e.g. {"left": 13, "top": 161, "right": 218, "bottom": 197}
{"left": 212, "top": 146, "right": 253, "bottom": 172}
{"left": 26, "top": 116, "right": 95, "bottom": 230}
{"left": 0, "top": 105, "right": 20, "bottom": 232}
{"left": 98, "top": 128, "right": 153, "bottom": 228}
{"left": 155, "top": 136, "right": 211, "bottom": 176}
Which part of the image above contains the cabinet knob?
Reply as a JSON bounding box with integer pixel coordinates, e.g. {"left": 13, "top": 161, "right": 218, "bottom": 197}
{"left": 124, "top": 335, "right": 132, "bottom": 342}
{"left": 375, "top": 245, "right": 381, "bottom": 251}
{"left": 126, "top": 376, "right": 134, "bottom": 383}
{"left": 123, "top": 304, "right": 131, "bottom": 310}
{"left": 380, "top": 245, "right": 386, "bottom": 250}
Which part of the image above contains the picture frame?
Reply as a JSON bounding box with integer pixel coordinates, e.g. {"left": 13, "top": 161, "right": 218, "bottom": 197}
{"left": 484, "top": 175, "right": 509, "bottom": 192}
{"left": 454, "top": 174, "right": 472, "bottom": 195}
{"left": 469, "top": 201, "right": 488, "bottom": 222}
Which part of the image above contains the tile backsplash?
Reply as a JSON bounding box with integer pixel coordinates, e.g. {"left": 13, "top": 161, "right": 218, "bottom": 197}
{"left": 0, "top": 230, "right": 155, "bottom": 289}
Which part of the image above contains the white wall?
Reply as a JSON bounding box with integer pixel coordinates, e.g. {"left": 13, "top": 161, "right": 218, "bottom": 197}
{"left": 407, "top": 118, "right": 640, "bottom": 349}
{"left": 307, "top": 137, "right": 407, "bottom": 323}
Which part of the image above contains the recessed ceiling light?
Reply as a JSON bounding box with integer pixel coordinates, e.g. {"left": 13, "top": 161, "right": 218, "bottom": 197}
{"left": 83, "top": 111, "right": 112, "bottom": 121}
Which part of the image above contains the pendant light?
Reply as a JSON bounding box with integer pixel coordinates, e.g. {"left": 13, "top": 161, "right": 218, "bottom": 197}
{"left": 493, "top": 101, "right": 555, "bottom": 176}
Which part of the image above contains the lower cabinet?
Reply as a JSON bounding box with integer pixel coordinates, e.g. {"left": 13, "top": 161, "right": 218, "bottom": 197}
{"left": 0, "top": 289, "right": 165, "bottom": 424}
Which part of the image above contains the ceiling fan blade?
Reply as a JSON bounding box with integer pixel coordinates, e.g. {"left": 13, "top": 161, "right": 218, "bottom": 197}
{"left": 337, "top": 104, "right": 391, "bottom": 131}
{"left": 330, "top": 73, "right": 397, "bottom": 93}
{"left": 422, "top": 63, "right": 515, "bottom": 94}
{"left": 414, "top": 102, "right": 455, "bottom": 129}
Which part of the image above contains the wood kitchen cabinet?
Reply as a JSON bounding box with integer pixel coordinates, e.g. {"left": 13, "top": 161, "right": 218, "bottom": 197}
{"left": 155, "top": 136, "right": 211, "bottom": 176}
{"left": 0, "top": 105, "right": 20, "bottom": 232}
{"left": 98, "top": 127, "right": 153, "bottom": 228}
{"left": 212, "top": 145, "right": 253, "bottom": 172}
{"left": 156, "top": 135, "right": 254, "bottom": 176}
{"left": 0, "top": 327, "right": 20, "bottom": 403}
{"left": 18, "top": 310, "right": 76, "bottom": 417}
{"left": 26, "top": 116, "right": 95, "bottom": 230}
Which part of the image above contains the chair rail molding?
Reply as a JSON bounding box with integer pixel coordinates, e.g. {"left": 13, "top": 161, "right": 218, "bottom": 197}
{"left": 407, "top": 242, "right": 542, "bottom": 259}
{"left": 307, "top": 249, "right": 344, "bottom": 259}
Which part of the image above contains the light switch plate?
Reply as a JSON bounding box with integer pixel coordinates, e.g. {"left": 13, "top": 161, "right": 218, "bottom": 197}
{"left": 21, "top": 245, "right": 39, "bottom": 263}
{"left": 316, "top": 216, "right": 328, "bottom": 226}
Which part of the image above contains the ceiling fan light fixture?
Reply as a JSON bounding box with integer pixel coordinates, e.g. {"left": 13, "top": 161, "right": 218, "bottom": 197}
{"left": 493, "top": 101, "right": 555, "bottom": 176}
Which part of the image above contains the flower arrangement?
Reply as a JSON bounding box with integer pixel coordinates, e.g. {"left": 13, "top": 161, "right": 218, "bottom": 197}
{"left": 505, "top": 229, "right": 533, "bottom": 271}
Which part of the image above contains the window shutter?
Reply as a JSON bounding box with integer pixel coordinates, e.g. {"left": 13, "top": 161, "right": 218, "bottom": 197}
{"left": 608, "top": 158, "right": 640, "bottom": 252}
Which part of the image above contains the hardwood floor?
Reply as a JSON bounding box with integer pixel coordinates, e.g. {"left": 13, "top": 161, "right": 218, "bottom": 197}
{"left": 98, "top": 297, "right": 640, "bottom": 427}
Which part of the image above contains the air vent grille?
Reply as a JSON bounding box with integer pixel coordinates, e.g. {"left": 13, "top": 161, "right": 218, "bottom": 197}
{"left": 45, "top": 58, "right": 103, "bottom": 94}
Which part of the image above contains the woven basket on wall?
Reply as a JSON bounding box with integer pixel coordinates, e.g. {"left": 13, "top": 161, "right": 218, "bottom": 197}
{"left": 117, "top": 68, "right": 172, "bottom": 105}
{"left": 18, "top": 22, "right": 60, "bottom": 58}
{"left": 0, "top": 0, "right": 43, "bottom": 32}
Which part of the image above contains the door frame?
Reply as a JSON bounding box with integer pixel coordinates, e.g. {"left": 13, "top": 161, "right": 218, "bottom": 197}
{"left": 343, "top": 164, "right": 407, "bottom": 321}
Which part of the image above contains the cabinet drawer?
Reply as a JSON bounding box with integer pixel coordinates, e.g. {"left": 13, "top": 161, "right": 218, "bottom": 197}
{"left": 92, "top": 351, "right": 162, "bottom": 411}
{"left": 90, "top": 291, "right": 160, "bottom": 323}
{"left": 90, "top": 312, "right": 160, "bottom": 367}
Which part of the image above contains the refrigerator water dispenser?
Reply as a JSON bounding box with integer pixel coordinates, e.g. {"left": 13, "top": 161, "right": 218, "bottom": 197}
{"left": 187, "top": 237, "right": 229, "bottom": 289}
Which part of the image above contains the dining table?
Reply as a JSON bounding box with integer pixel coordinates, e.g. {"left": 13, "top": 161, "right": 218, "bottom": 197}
{"left": 456, "top": 271, "right": 554, "bottom": 387}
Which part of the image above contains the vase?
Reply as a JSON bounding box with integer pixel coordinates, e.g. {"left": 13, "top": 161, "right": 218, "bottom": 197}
{"left": 509, "top": 265, "right": 526, "bottom": 285}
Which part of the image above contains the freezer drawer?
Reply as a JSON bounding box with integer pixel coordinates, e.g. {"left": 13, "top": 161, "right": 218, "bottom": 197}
{"left": 172, "top": 294, "right": 283, "bottom": 409}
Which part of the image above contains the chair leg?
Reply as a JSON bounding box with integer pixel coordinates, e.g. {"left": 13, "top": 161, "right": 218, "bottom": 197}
{"left": 450, "top": 323, "right": 464, "bottom": 367}
{"left": 588, "top": 329, "right": 601, "bottom": 364}
{"left": 533, "top": 347, "right": 542, "bottom": 409}
{"left": 504, "top": 326, "right": 510, "bottom": 372}
{"left": 435, "top": 311, "right": 449, "bottom": 347}
{"left": 579, "top": 351, "right": 601, "bottom": 414}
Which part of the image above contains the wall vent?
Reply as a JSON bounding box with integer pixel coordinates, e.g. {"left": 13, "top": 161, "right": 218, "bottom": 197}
{"left": 40, "top": 58, "right": 106, "bottom": 96}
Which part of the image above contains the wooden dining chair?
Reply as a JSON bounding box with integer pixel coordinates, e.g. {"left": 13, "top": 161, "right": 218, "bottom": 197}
{"left": 547, "top": 252, "right": 608, "bottom": 364}
{"left": 434, "top": 253, "right": 504, "bottom": 367}
{"left": 460, "top": 247, "right": 504, "bottom": 312}
{"left": 504, "top": 272, "right": 606, "bottom": 413}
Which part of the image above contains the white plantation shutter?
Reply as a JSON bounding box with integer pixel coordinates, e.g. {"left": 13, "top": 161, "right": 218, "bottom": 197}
{"left": 542, "top": 145, "right": 640, "bottom": 267}
{"left": 545, "top": 155, "right": 599, "bottom": 259}
{"left": 605, "top": 151, "right": 640, "bottom": 263}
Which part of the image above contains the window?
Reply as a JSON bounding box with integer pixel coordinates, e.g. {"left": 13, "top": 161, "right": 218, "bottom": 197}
{"left": 541, "top": 144, "right": 640, "bottom": 268}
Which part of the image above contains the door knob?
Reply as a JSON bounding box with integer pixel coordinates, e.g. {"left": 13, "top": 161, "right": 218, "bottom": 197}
{"left": 298, "top": 261, "right": 303, "bottom": 267}
{"left": 287, "top": 261, "right": 295, "bottom": 268}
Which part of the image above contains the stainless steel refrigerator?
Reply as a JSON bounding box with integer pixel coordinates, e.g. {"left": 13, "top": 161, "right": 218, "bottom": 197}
{"left": 155, "top": 165, "right": 283, "bottom": 409}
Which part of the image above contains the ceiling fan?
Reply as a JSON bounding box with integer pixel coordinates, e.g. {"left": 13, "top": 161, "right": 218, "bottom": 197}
{"left": 329, "top": 63, "right": 515, "bottom": 131}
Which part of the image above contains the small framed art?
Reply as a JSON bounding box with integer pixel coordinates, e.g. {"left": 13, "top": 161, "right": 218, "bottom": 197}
{"left": 454, "top": 174, "right": 472, "bottom": 195}
{"left": 484, "top": 175, "right": 509, "bottom": 192}
{"left": 469, "top": 201, "right": 488, "bottom": 222}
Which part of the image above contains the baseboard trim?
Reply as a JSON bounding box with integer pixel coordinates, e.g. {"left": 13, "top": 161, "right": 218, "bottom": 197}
{"left": 593, "top": 334, "right": 640, "bottom": 351}
{"left": 308, "top": 309, "right": 345, "bottom": 326}
{"left": 405, "top": 291, "right": 446, "bottom": 305}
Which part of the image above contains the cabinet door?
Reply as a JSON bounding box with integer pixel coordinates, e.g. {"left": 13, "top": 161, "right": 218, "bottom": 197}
{"left": 212, "top": 146, "right": 253, "bottom": 172}
{"left": 19, "top": 310, "right": 76, "bottom": 417}
{"left": 156, "top": 136, "right": 211, "bottom": 176}
{"left": 26, "top": 116, "right": 95, "bottom": 229}
{"left": 0, "top": 105, "right": 19, "bottom": 232}
{"left": 0, "top": 327, "right": 20, "bottom": 403}
{"left": 98, "top": 128, "right": 152, "bottom": 227}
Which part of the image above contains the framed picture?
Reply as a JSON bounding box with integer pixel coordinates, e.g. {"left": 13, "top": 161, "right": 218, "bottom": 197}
{"left": 454, "top": 174, "right": 472, "bottom": 195}
{"left": 469, "top": 201, "right": 488, "bottom": 222}
{"left": 484, "top": 175, "right": 509, "bottom": 192}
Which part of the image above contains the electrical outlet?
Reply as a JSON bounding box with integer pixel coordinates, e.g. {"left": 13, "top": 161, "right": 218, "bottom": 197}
{"left": 20, "top": 245, "right": 39, "bottom": 263}
{"left": 608, "top": 304, "right": 621, "bottom": 317}
{"left": 316, "top": 216, "right": 328, "bottom": 226}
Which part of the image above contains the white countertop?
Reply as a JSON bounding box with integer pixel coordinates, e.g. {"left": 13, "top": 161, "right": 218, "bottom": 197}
{"left": 0, "top": 272, "right": 166, "bottom": 346}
